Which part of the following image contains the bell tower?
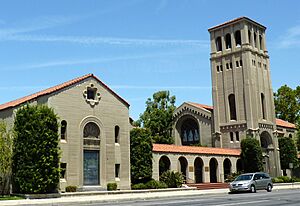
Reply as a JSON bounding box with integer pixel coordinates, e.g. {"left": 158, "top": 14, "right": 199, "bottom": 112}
{"left": 208, "top": 17, "right": 281, "bottom": 177}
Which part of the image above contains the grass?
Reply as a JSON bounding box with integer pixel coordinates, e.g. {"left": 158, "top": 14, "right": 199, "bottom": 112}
{"left": 0, "top": 195, "right": 24, "bottom": 200}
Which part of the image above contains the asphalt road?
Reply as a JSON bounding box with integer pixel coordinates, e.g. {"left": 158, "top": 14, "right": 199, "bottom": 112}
{"left": 78, "top": 189, "right": 300, "bottom": 206}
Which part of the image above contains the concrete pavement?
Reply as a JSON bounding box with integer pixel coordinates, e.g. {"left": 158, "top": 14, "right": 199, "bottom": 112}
{"left": 1, "top": 183, "right": 300, "bottom": 206}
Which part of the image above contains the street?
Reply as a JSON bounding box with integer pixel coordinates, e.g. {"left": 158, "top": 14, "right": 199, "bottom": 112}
{"left": 78, "top": 189, "right": 300, "bottom": 206}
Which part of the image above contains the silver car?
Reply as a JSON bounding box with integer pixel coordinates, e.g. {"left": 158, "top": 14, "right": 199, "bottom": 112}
{"left": 229, "top": 172, "right": 273, "bottom": 193}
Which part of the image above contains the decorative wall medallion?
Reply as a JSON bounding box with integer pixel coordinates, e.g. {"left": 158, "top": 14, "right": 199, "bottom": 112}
{"left": 83, "top": 83, "right": 101, "bottom": 106}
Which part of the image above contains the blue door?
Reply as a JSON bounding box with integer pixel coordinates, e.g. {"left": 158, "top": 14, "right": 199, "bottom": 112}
{"left": 84, "top": 150, "right": 99, "bottom": 185}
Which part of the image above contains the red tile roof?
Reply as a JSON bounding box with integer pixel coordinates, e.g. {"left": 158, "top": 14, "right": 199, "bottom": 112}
{"left": 153, "top": 144, "right": 240, "bottom": 156}
{"left": 208, "top": 16, "right": 266, "bottom": 32}
{"left": 276, "top": 118, "right": 296, "bottom": 129}
{"left": 0, "top": 74, "right": 129, "bottom": 111}
{"left": 187, "top": 102, "right": 296, "bottom": 129}
{"left": 187, "top": 102, "right": 213, "bottom": 111}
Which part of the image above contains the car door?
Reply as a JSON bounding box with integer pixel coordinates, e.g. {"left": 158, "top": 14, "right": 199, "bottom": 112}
{"left": 254, "top": 174, "right": 263, "bottom": 189}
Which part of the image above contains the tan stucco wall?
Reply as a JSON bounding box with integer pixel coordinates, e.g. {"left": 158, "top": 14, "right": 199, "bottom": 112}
{"left": 0, "top": 77, "right": 131, "bottom": 190}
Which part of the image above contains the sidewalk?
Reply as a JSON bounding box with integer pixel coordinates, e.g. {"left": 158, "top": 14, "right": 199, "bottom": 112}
{"left": 1, "top": 183, "right": 299, "bottom": 206}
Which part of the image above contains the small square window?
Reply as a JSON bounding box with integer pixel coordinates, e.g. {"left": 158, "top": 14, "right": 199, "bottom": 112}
{"left": 87, "top": 88, "right": 96, "bottom": 100}
{"left": 115, "top": 164, "right": 120, "bottom": 178}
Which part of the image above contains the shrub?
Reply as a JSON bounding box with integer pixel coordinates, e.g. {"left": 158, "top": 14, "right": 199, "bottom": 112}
{"left": 145, "top": 179, "right": 167, "bottom": 189}
{"left": 225, "top": 172, "right": 241, "bottom": 183}
{"left": 107, "top": 183, "right": 117, "bottom": 191}
{"left": 131, "top": 183, "right": 146, "bottom": 190}
{"left": 240, "top": 137, "right": 263, "bottom": 173}
{"left": 131, "top": 180, "right": 168, "bottom": 190}
{"left": 12, "top": 105, "right": 60, "bottom": 194}
{"left": 130, "top": 128, "right": 153, "bottom": 185}
{"left": 65, "top": 186, "right": 77, "bottom": 192}
{"left": 0, "top": 121, "right": 14, "bottom": 195}
{"left": 160, "top": 170, "right": 184, "bottom": 188}
{"left": 272, "top": 176, "right": 300, "bottom": 183}
{"left": 272, "top": 177, "right": 284, "bottom": 183}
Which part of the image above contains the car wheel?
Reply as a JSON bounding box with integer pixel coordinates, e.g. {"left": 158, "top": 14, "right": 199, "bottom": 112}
{"left": 267, "top": 184, "right": 272, "bottom": 192}
{"left": 250, "top": 185, "right": 256, "bottom": 193}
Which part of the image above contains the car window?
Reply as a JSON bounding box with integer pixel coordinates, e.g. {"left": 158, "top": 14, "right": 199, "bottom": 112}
{"left": 254, "top": 174, "right": 260, "bottom": 180}
{"left": 235, "top": 174, "right": 253, "bottom": 181}
{"left": 262, "top": 173, "right": 270, "bottom": 179}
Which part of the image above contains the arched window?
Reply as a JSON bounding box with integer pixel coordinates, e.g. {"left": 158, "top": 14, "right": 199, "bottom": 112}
{"left": 216, "top": 36, "right": 222, "bottom": 52}
{"left": 254, "top": 32, "right": 257, "bottom": 48}
{"left": 248, "top": 30, "right": 252, "bottom": 45}
{"left": 83, "top": 122, "right": 100, "bottom": 138}
{"left": 235, "top": 131, "right": 240, "bottom": 141}
{"left": 261, "top": 93, "right": 266, "bottom": 119}
{"left": 228, "top": 94, "right": 237, "bottom": 120}
{"left": 230, "top": 132, "right": 234, "bottom": 142}
{"left": 225, "top": 33, "right": 231, "bottom": 49}
{"left": 180, "top": 118, "right": 200, "bottom": 146}
{"left": 115, "top": 125, "right": 120, "bottom": 143}
{"left": 235, "top": 30, "right": 241, "bottom": 47}
{"left": 259, "top": 35, "right": 263, "bottom": 50}
{"left": 61, "top": 120, "right": 67, "bottom": 140}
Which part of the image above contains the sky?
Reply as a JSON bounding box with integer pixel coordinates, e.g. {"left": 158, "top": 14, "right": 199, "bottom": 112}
{"left": 1, "top": 0, "right": 300, "bottom": 120}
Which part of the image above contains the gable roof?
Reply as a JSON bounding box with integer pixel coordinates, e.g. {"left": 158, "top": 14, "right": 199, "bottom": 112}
{"left": 0, "top": 74, "right": 129, "bottom": 111}
{"left": 153, "top": 144, "right": 240, "bottom": 156}
{"left": 187, "top": 102, "right": 296, "bottom": 129}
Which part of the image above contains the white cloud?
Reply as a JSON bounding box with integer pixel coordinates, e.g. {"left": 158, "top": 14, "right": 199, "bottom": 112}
{"left": 0, "top": 15, "right": 78, "bottom": 37}
{"left": 1, "top": 34, "right": 208, "bottom": 48}
{"left": 5, "top": 49, "right": 202, "bottom": 71}
{"left": 278, "top": 25, "right": 300, "bottom": 48}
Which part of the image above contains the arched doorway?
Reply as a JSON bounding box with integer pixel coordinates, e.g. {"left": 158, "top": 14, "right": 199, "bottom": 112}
{"left": 180, "top": 117, "right": 200, "bottom": 146}
{"left": 209, "top": 158, "right": 218, "bottom": 183}
{"left": 178, "top": 157, "right": 188, "bottom": 181}
{"left": 236, "top": 159, "right": 243, "bottom": 173}
{"left": 159, "top": 156, "right": 171, "bottom": 176}
{"left": 223, "top": 158, "right": 232, "bottom": 180}
{"left": 83, "top": 122, "right": 101, "bottom": 185}
{"left": 260, "top": 131, "right": 273, "bottom": 174}
{"left": 194, "top": 157, "right": 203, "bottom": 183}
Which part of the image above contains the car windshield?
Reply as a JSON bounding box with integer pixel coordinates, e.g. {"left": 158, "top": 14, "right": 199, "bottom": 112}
{"left": 235, "top": 174, "right": 253, "bottom": 181}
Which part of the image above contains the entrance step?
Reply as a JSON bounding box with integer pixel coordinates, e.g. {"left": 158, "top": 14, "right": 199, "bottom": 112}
{"left": 186, "top": 183, "right": 229, "bottom": 190}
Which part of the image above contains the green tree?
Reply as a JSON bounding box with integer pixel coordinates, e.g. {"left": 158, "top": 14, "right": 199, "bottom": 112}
{"left": 274, "top": 85, "right": 300, "bottom": 125}
{"left": 12, "top": 105, "right": 60, "bottom": 194}
{"left": 240, "top": 137, "right": 263, "bottom": 173}
{"left": 0, "top": 121, "right": 14, "bottom": 195}
{"left": 138, "top": 91, "right": 176, "bottom": 144}
{"left": 278, "top": 137, "right": 299, "bottom": 176}
{"left": 130, "top": 128, "right": 153, "bottom": 184}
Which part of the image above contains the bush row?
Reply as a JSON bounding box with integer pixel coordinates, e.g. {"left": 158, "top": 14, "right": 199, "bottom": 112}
{"left": 272, "top": 176, "right": 300, "bottom": 183}
{"left": 132, "top": 180, "right": 167, "bottom": 190}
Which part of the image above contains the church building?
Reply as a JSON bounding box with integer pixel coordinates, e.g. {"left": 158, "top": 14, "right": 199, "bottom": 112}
{"left": 0, "top": 17, "right": 297, "bottom": 190}
{"left": 152, "top": 17, "right": 297, "bottom": 183}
